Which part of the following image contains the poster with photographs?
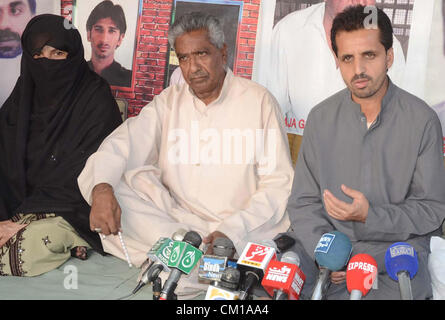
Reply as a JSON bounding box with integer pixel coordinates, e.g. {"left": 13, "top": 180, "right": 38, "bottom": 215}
{"left": 165, "top": 0, "right": 244, "bottom": 88}
{"left": 73, "top": 0, "right": 142, "bottom": 91}
{"left": 0, "top": 0, "right": 61, "bottom": 107}
{"left": 253, "top": 0, "right": 433, "bottom": 136}
{"left": 425, "top": 0, "right": 445, "bottom": 155}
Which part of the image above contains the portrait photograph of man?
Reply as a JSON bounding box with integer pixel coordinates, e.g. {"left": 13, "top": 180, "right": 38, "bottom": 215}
{"left": 425, "top": 0, "right": 445, "bottom": 155}
{"left": 73, "top": 0, "right": 141, "bottom": 89}
{"left": 0, "top": 0, "right": 60, "bottom": 107}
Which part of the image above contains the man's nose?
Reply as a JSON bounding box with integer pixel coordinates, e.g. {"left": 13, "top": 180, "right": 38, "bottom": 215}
{"left": 353, "top": 57, "right": 366, "bottom": 75}
{"left": 189, "top": 55, "right": 201, "bottom": 73}
{"left": 0, "top": 13, "right": 11, "bottom": 30}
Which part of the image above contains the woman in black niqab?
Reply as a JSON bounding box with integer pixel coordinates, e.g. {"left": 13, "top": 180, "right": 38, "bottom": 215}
{"left": 0, "top": 14, "right": 123, "bottom": 275}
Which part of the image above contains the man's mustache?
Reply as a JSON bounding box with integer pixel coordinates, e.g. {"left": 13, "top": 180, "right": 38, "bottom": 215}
{"left": 0, "top": 29, "right": 21, "bottom": 43}
{"left": 351, "top": 73, "right": 372, "bottom": 82}
{"left": 189, "top": 71, "right": 208, "bottom": 80}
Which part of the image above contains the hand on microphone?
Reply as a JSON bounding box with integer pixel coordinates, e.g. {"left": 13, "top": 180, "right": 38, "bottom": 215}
{"left": 323, "top": 185, "right": 369, "bottom": 222}
{"left": 203, "top": 231, "right": 230, "bottom": 255}
{"left": 330, "top": 271, "right": 346, "bottom": 285}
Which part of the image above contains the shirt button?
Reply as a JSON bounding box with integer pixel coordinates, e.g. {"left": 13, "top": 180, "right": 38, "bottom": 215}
{"left": 361, "top": 117, "right": 366, "bottom": 122}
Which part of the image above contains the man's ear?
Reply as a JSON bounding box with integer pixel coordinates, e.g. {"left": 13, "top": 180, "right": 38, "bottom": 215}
{"left": 116, "top": 33, "right": 125, "bottom": 49}
{"left": 87, "top": 30, "right": 91, "bottom": 42}
{"left": 221, "top": 43, "right": 228, "bottom": 66}
{"left": 386, "top": 47, "right": 394, "bottom": 70}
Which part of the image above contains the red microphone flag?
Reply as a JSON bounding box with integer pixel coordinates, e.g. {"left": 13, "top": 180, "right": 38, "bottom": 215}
{"left": 261, "top": 260, "right": 306, "bottom": 300}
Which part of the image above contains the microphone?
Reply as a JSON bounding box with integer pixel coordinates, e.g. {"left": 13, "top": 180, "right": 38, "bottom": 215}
{"left": 160, "top": 231, "right": 203, "bottom": 300}
{"left": 236, "top": 241, "right": 277, "bottom": 300}
{"left": 152, "top": 277, "right": 162, "bottom": 300}
{"left": 132, "top": 229, "right": 187, "bottom": 294}
{"left": 261, "top": 251, "right": 306, "bottom": 300}
{"left": 346, "top": 253, "right": 378, "bottom": 300}
{"left": 311, "top": 230, "right": 352, "bottom": 300}
{"left": 205, "top": 267, "right": 241, "bottom": 300}
{"left": 385, "top": 242, "right": 418, "bottom": 300}
{"left": 198, "top": 237, "right": 235, "bottom": 285}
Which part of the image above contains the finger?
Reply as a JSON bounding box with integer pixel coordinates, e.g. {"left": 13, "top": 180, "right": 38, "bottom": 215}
{"left": 203, "top": 234, "right": 214, "bottom": 244}
{"left": 324, "top": 189, "right": 352, "bottom": 211}
{"left": 107, "top": 217, "right": 120, "bottom": 235}
{"left": 341, "top": 184, "right": 362, "bottom": 199}
{"left": 115, "top": 205, "right": 122, "bottom": 232}
{"left": 324, "top": 192, "right": 348, "bottom": 219}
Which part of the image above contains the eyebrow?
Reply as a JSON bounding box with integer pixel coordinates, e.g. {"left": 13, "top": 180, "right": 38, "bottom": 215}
{"left": 9, "top": 1, "right": 26, "bottom": 9}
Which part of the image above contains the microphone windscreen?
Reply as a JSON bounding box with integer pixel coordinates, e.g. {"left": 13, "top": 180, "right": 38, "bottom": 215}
{"left": 183, "top": 231, "right": 202, "bottom": 248}
{"left": 281, "top": 251, "right": 300, "bottom": 267}
{"left": 385, "top": 242, "right": 418, "bottom": 281}
{"left": 314, "top": 231, "right": 352, "bottom": 271}
{"left": 213, "top": 237, "right": 235, "bottom": 257}
{"left": 172, "top": 228, "right": 187, "bottom": 241}
{"left": 346, "top": 253, "right": 378, "bottom": 296}
{"left": 221, "top": 267, "right": 241, "bottom": 290}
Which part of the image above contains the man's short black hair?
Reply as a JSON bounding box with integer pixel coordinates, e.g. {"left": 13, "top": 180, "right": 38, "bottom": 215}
{"left": 331, "top": 5, "right": 393, "bottom": 57}
{"left": 86, "top": 0, "right": 127, "bottom": 34}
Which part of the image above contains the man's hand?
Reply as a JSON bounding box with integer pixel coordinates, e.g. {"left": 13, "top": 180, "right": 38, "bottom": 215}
{"left": 330, "top": 271, "right": 346, "bottom": 285}
{"left": 0, "top": 220, "right": 27, "bottom": 247}
{"left": 90, "top": 183, "right": 122, "bottom": 236}
{"left": 323, "top": 184, "right": 369, "bottom": 222}
{"left": 203, "top": 231, "right": 230, "bottom": 255}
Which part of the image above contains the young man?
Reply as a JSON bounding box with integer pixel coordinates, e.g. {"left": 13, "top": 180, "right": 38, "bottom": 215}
{"left": 265, "top": 0, "right": 406, "bottom": 167}
{"left": 0, "top": 0, "right": 35, "bottom": 107}
{"left": 86, "top": 0, "right": 131, "bottom": 87}
{"left": 285, "top": 5, "right": 445, "bottom": 300}
{"left": 78, "top": 12, "right": 293, "bottom": 296}
{"left": 0, "top": 0, "right": 35, "bottom": 59}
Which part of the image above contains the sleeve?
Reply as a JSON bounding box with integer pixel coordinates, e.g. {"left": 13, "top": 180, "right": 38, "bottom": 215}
{"left": 77, "top": 95, "right": 165, "bottom": 205}
{"left": 354, "top": 116, "right": 445, "bottom": 241}
{"left": 216, "top": 92, "right": 294, "bottom": 247}
{"left": 286, "top": 111, "right": 335, "bottom": 259}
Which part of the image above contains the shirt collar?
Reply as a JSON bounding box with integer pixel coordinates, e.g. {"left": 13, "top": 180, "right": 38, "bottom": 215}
{"left": 345, "top": 76, "right": 397, "bottom": 125}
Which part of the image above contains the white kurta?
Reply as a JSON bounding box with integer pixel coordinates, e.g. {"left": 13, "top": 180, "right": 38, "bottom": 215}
{"left": 78, "top": 70, "right": 293, "bottom": 274}
{"left": 266, "top": 2, "right": 406, "bottom": 135}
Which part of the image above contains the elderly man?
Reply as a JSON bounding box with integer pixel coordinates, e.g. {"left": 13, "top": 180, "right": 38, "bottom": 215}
{"left": 284, "top": 5, "right": 445, "bottom": 300}
{"left": 78, "top": 12, "right": 293, "bottom": 294}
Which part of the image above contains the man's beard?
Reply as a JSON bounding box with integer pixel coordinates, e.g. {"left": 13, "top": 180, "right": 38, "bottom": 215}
{"left": 0, "top": 29, "right": 22, "bottom": 59}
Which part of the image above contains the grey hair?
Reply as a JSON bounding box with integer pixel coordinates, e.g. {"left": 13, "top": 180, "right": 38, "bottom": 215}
{"left": 168, "top": 12, "right": 225, "bottom": 50}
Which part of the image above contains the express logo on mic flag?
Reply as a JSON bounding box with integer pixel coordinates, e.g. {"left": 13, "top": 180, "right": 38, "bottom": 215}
{"left": 237, "top": 242, "right": 277, "bottom": 269}
{"left": 346, "top": 253, "right": 378, "bottom": 296}
{"left": 261, "top": 260, "right": 306, "bottom": 300}
{"left": 168, "top": 240, "right": 203, "bottom": 274}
